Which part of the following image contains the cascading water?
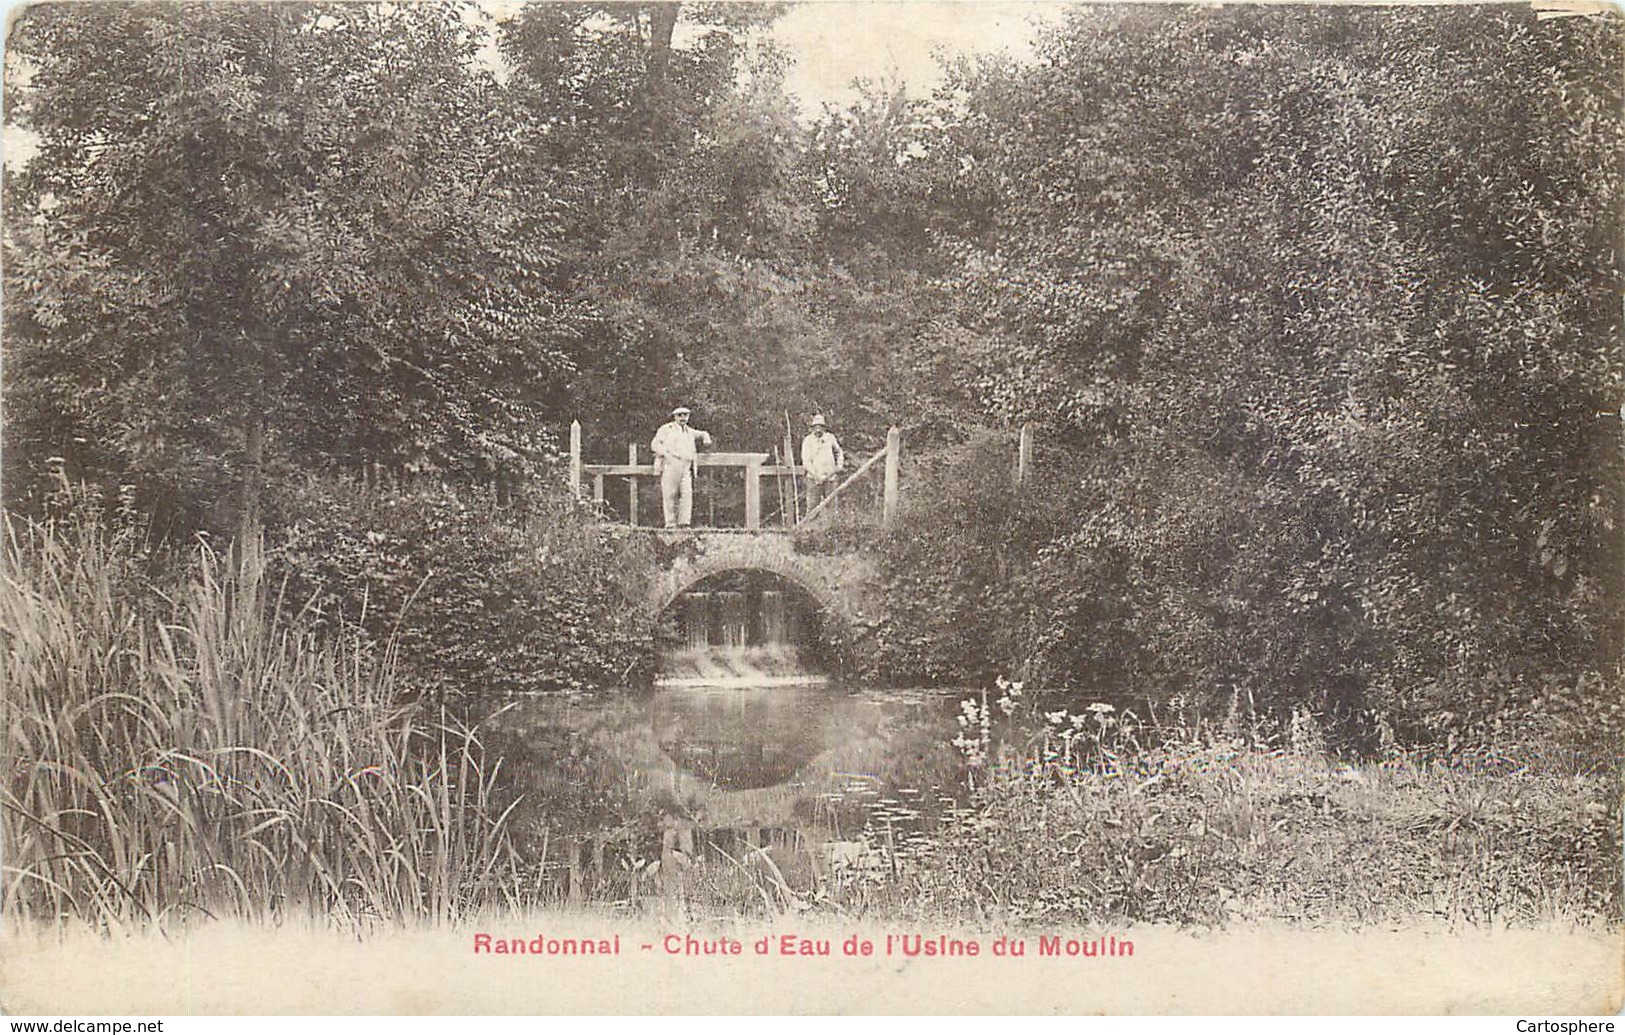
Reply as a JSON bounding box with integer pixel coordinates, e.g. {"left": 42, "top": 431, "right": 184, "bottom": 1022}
{"left": 657, "top": 571, "right": 825, "bottom": 687}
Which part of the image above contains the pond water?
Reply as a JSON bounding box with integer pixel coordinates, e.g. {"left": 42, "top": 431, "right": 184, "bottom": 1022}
{"left": 475, "top": 683, "right": 975, "bottom": 893}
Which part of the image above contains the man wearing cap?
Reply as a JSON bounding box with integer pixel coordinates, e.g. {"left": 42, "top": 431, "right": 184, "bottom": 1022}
{"left": 800, "top": 414, "right": 845, "bottom": 517}
{"left": 651, "top": 406, "right": 713, "bottom": 528}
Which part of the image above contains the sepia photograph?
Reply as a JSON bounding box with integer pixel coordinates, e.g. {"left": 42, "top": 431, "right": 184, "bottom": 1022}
{"left": 1, "top": 0, "right": 1621, "bottom": 1016}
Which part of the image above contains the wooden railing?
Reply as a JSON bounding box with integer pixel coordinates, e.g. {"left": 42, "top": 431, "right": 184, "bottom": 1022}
{"left": 569, "top": 421, "right": 902, "bottom": 531}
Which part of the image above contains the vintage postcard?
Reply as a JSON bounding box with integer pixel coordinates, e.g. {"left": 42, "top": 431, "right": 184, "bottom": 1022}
{"left": 2, "top": 0, "right": 1621, "bottom": 1016}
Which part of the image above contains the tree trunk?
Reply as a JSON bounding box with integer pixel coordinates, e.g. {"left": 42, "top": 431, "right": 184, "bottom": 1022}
{"left": 644, "top": 2, "right": 679, "bottom": 159}
{"left": 646, "top": 2, "right": 678, "bottom": 89}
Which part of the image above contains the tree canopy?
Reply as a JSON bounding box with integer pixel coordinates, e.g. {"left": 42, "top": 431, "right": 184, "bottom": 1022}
{"left": 6, "top": 3, "right": 593, "bottom": 528}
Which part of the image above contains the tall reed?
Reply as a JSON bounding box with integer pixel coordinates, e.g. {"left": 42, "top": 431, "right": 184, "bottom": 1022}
{"left": 2, "top": 510, "right": 526, "bottom": 933}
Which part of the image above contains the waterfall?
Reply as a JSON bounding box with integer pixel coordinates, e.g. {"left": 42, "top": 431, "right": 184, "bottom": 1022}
{"left": 657, "top": 576, "right": 826, "bottom": 687}
{"left": 684, "top": 592, "right": 711, "bottom": 649}
{"left": 717, "top": 591, "right": 747, "bottom": 647}
{"left": 760, "top": 590, "right": 786, "bottom": 644}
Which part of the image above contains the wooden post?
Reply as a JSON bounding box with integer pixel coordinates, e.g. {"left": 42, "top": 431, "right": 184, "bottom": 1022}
{"left": 744, "top": 458, "right": 762, "bottom": 530}
{"left": 659, "top": 828, "right": 676, "bottom": 892}
{"left": 883, "top": 425, "right": 901, "bottom": 527}
{"left": 569, "top": 420, "right": 582, "bottom": 498}
{"left": 628, "top": 443, "right": 640, "bottom": 526}
{"left": 772, "top": 446, "right": 789, "bottom": 527}
{"left": 784, "top": 419, "right": 800, "bottom": 525}
{"left": 567, "top": 838, "right": 583, "bottom": 904}
{"left": 1017, "top": 422, "right": 1034, "bottom": 488}
{"left": 592, "top": 471, "right": 605, "bottom": 506}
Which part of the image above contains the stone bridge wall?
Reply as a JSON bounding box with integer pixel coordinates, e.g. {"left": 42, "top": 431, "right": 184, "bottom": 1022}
{"left": 643, "top": 531, "right": 878, "bottom": 664}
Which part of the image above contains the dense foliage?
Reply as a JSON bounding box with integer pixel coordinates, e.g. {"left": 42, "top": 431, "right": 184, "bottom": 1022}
{"left": 860, "top": 7, "right": 1623, "bottom": 755}
{"left": 865, "top": 432, "right": 1079, "bottom": 685}
{"left": 5, "top": 4, "right": 592, "bottom": 533}
{"left": 269, "top": 476, "right": 653, "bottom": 695}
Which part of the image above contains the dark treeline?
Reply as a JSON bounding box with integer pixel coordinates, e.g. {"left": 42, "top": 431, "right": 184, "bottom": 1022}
{"left": 5, "top": 4, "right": 1621, "bottom": 752}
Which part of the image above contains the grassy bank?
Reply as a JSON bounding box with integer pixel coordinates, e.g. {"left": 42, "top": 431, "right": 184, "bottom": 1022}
{"left": 655, "top": 745, "right": 1619, "bottom": 930}
{"left": 661, "top": 692, "right": 1620, "bottom": 930}
{"left": 873, "top": 746, "right": 1616, "bottom": 928}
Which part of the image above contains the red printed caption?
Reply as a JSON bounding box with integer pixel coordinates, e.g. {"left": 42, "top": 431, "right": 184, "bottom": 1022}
{"left": 472, "top": 931, "right": 1133, "bottom": 959}
{"left": 727, "top": 933, "right": 1133, "bottom": 958}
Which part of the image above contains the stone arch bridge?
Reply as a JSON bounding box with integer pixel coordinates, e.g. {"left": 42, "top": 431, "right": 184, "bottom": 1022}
{"left": 641, "top": 530, "right": 878, "bottom": 657}
{"left": 569, "top": 420, "right": 1036, "bottom": 668}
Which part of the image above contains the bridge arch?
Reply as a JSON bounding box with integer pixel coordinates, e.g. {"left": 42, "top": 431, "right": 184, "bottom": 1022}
{"left": 652, "top": 556, "right": 845, "bottom": 625}
{"left": 644, "top": 533, "right": 875, "bottom": 660}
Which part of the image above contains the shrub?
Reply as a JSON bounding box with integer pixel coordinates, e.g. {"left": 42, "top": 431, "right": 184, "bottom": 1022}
{"left": 866, "top": 422, "right": 1623, "bottom": 763}
{"left": 267, "top": 475, "right": 654, "bottom": 697}
{"left": 866, "top": 429, "right": 1078, "bottom": 685}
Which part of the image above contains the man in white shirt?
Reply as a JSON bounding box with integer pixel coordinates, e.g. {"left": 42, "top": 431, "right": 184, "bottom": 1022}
{"left": 651, "top": 406, "right": 713, "bottom": 528}
{"left": 800, "top": 414, "right": 845, "bottom": 517}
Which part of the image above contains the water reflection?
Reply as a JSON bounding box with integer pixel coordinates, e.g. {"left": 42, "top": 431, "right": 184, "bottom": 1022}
{"left": 650, "top": 686, "right": 831, "bottom": 789}
{"left": 480, "top": 684, "right": 968, "bottom": 880}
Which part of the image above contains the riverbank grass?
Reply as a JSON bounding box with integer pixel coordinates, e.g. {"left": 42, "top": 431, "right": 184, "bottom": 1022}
{"left": 1, "top": 515, "right": 524, "bottom": 931}
{"left": 665, "top": 721, "right": 1618, "bottom": 930}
